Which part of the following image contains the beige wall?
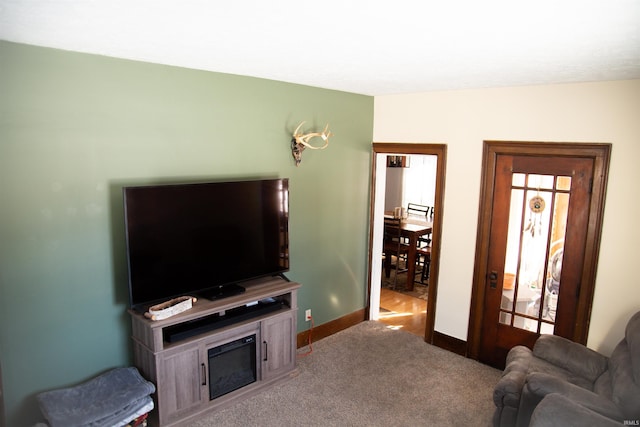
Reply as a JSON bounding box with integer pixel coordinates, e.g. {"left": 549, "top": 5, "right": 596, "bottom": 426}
{"left": 373, "top": 79, "right": 640, "bottom": 355}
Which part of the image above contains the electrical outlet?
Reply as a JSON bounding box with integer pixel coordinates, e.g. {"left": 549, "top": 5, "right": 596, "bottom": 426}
{"left": 305, "top": 309, "right": 312, "bottom": 321}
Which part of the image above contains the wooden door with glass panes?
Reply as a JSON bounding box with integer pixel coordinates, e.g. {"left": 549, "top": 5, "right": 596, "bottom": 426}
{"left": 478, "top": 153, "right": 594, "bottom": 368}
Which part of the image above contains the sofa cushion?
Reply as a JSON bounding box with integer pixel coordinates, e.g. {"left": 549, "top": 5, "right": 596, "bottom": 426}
{"left": 521, "top": 372, "right": 623, "bottom": 423}
{"left": 593, "top": 368, "right": 612, "bottom": 399}
{"left": 533, "top": 334, "right": 608, "bottom": 382}
{"left": 609, "top": 339, "right": 640, "bottom": 420}
{"left": 530, "top": 393, "right": 621, "bottom": 427}
{"left": 625, "top": 311, "right": 640, "bottom": 384}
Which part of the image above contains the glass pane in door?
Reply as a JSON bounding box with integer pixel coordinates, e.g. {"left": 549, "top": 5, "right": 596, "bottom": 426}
{"left": 499, "top": 174, "right": 571, "bottom": 334}
{"left": 540, "top": 191, "right": 570, "bottom": 333}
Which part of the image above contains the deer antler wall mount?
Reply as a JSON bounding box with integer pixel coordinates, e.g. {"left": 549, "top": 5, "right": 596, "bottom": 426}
{"left": 291, "top": 121, "right": 332, "bottom": 166}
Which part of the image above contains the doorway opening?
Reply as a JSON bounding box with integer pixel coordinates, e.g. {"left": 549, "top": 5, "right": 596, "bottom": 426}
{"left": 367, "top": 143, "right": 447, "bottom": 343}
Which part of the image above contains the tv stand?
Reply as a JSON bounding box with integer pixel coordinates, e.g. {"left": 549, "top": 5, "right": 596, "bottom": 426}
{"left": 199, "top": 283, "right": 246, "bottom": 300}
{"left": 129, "top": 276, "right": 300, "bottom": 427}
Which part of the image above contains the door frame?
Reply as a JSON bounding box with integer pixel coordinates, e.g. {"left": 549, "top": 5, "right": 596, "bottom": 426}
{"left": 467, "top": 141, "right": 611, "bottom": 359}
{"left": 366, "top": 142, "right": 447, "bottom": 343}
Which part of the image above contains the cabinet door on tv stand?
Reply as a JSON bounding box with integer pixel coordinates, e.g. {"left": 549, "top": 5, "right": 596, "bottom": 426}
{"left": 157, "top": 342, "right": 206, "bottom": 425}
{"left": 261, "top": 311, "right": 296, "bottom": 381}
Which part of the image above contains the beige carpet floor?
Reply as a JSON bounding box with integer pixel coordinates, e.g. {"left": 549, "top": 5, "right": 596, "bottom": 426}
{"left": 191, "top": 320, "right": 501, "bottom": 427}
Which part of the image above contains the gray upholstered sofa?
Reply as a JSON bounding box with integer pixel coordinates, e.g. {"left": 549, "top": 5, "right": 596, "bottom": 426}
{"left": 493, "top": 310, "right": 640, "bottom": 427}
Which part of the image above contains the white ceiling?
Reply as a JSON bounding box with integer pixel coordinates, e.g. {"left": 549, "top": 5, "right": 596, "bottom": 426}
{"left": 1, "top": 1, "right": 639, "bottom": 96}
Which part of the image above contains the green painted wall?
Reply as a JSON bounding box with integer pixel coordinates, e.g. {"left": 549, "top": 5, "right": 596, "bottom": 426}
{"left": 0, "top": 41, "right": 373, "bottom": 426}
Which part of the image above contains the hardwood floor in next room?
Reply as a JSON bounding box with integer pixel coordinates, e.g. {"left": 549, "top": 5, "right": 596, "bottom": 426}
{"left": 378, "top": 287, "right": 426, "bottom": 337}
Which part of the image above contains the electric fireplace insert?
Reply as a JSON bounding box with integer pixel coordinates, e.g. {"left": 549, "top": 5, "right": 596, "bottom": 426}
{"left": 208, "top": 334, "right": 257, "bottom": 400}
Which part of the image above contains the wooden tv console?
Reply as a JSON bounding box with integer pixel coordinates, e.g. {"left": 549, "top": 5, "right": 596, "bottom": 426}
{"left": 129, "top": 276, "right": 300, "bottom": 426}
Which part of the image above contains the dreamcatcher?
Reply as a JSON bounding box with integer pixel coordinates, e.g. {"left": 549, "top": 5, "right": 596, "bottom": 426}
{"left": 524, "top": 193, "right": 545, "bottom": 237}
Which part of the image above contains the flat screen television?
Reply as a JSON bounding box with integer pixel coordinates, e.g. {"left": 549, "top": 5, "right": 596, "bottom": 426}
{"left": 123, "top": 178, "right": 289, "bottom": 312}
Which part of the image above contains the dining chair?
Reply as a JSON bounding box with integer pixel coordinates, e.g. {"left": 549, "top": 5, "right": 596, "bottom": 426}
{"left": 407, "top": 203, "right": 433, "bottom": 246}
{"left": 407, "top": 203, "right": 433, "bottom": 283}
{"left": 416, "top": 244, "right": 431, "bottom": 284}
{"left": 383, "top": 217, "right": 410, "bottom": 290}
{"left": 407, "top": 202, "right": 434, "bottom": 219}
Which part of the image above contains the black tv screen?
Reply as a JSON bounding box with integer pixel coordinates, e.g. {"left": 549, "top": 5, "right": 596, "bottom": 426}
{"left": 123, "top": 178, "right": 289, "bottom": 312}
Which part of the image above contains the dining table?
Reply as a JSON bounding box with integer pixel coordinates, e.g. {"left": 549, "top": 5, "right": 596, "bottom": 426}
{"left": 384, "top": 212, "right": 433, "bottom": 291}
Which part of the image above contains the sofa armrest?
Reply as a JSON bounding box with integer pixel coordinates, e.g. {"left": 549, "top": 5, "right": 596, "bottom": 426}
{"left": 494, "top": 369, "right": 527, "bottom": 408}
{"left": 533, "top": 335, "right": 608, "bottom": 382}
{"left": 530, "top": 393, "right": 621, "bottom": 427}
